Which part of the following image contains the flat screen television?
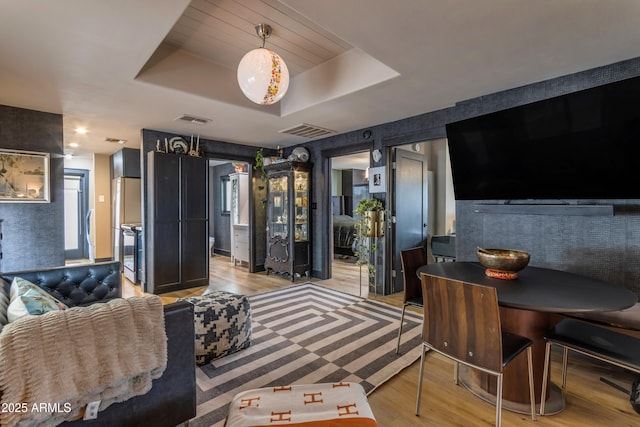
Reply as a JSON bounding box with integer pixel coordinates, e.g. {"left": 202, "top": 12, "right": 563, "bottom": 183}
{"left": 445, "top": 76, "right": 640, "bottom": 200}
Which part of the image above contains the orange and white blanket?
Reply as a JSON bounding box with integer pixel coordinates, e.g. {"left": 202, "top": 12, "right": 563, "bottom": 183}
{"left": 225, "top": 382, "right": 378, "bottom": 427}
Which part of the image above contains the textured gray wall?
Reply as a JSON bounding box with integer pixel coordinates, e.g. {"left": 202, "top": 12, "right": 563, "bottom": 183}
{"left": 0, "top": 105, "right": 65, "bottom": 272}
{"left": 136, "top": 57, "right": 640, "bottom": 296}
{"left": 298, "top": 56, "right": 640, "bottom": 297}
{"left": 4, "top": 53, "right": 638, "bottom": 296}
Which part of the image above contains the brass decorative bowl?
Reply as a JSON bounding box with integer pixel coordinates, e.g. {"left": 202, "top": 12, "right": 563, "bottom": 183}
{"left": 476, "top": 248, "right": 530, "bottom": 279}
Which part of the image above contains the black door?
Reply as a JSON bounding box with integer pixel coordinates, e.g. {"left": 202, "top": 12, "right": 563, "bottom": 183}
{"left": 391, "top": 148, "right": 427, "bottom": 293}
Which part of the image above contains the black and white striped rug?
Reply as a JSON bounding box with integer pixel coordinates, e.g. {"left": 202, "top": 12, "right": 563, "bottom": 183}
{"left": 190, "top": 283, "right": 423, "bottom": 426}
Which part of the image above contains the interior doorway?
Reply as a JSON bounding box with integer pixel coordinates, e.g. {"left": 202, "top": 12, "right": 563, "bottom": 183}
{"left": 329, "top": 152, "right": 370, "bottom": 295}
{"left": 64, "top": 169, "right": 90, "bottom": 261}
{"left": 208, "top": 159, "right": 255, "bottom": 271}
{"left": 389, "top": 139, "right": 455, "bottom": 293}
{"left": 390, "top": 146, "right": 428, "bottom": 293}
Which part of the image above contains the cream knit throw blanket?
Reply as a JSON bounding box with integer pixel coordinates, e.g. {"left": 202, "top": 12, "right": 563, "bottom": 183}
{"left": 0, "top": 295, "right": 167, "bottom": 427}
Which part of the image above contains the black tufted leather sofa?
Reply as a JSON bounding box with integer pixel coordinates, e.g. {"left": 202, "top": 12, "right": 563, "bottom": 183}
{"left": 0, "top": 262, "right": 196, "bottom": 427}
{"left": 0, "top": 261, "right": 122, "bottom": 307}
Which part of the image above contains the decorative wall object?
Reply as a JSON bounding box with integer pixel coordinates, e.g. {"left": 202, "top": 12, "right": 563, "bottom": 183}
{"left": 290, "top": 147, "right": 310, "bottom": 162}
{"left": 156, "top": 136, "right": 201, "bottom": 157}
{"left": 169, "top": 137, "right": 188, "bottom": 154}
{"left": 372, "top": 149, "right": 382, "bottom": 163}
{"left": 0, "top": 149, "right": 50, "bottom": 203}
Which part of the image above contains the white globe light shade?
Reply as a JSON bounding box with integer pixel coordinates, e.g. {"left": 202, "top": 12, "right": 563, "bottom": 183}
{"left": 237, "top": 48, "right": 289, "bottom": 105}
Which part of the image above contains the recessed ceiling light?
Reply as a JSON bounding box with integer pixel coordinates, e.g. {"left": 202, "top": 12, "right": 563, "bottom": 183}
{"left": 69, "top": 142, "right": 79, "bottom": 148}
{"left": 75, "top": 127, "right": 88, "bottom": 134}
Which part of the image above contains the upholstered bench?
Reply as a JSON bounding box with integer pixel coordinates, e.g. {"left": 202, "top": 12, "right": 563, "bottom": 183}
{"left": 225, "top": 382, "right": 378, "bottom": 427}
{"left": 178, "top": 291, "right": 251, "bottom": 365}
{"left": 568, "top": 302, "right": 640, "bottom": 335}
{"left": 540, "top": 318, "right": 640, "bottom": 415}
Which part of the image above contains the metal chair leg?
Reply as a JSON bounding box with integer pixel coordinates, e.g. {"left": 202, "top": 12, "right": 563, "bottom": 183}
{"left": 453, "top": 362, "right": 459, "bottom": 385}
{"left": 496, "top": 373, "right": 503, "bottom": 427}
{"left": 561, "top": 347, "right": 569, "bottom": 389}
{"left": 527, "top": 347, "right": 537, "bottom": 421}
{"left": 396, "top": 304, "right": 407, "bottom": 354}
{"left": 415, "top": 344, "right": 427, "bottom": 416}
{"left": 540, "top": 341, "right": 552, "bottom": 415}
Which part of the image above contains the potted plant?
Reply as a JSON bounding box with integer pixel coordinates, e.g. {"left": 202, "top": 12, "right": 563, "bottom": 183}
{"left": 232, "top": 161, "right": 245, "bottom": 173}
{"left": 354, "top": 197, "right": 384, "bottom": 238}
{"left": 353, "top": 197, "right": 384, "bottom": 278}
{"left": 254, "top": 148, "right": 267, "bottom": 181}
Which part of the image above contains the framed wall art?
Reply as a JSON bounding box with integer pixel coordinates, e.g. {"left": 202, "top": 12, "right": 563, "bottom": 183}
{"left": 368, "top": 166, "right": 385, "bottom": 194}
{"left": 0, "top": 149, "right": 50, "bottom": 202}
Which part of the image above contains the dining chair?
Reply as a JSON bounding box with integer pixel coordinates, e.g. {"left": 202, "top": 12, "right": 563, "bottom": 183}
{"left": 395, "top": 246, "right": 427, "bottom": 354}
{"left": 415, "top": 274, "right": 537, "bottom": 427}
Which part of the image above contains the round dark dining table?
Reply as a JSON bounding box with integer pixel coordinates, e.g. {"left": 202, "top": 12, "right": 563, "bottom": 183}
{"left": 416, "top": 262, "right": 637, "bottom": 414}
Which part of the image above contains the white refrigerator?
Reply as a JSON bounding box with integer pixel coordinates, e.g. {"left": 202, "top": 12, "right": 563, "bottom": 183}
{"left": 112, "top": 177, "right": 141, "bottom": 270}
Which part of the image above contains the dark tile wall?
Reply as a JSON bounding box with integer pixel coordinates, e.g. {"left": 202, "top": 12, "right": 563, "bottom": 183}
{"left": 0, "top": 105, "right": 65, "bottom": 272}
{"left": 457, "top": 200, "right": 640, "bottom": 297}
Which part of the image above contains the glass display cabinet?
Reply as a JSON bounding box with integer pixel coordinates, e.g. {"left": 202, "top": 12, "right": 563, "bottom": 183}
{"left": 264, "top": 160, "right": 311, "bottom": 281}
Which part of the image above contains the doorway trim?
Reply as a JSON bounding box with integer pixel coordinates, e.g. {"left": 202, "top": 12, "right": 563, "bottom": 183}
{"left": 382, "top": 128, "right": 445, "bottom": 294}
{"left": 64, "top": 168, "right": 90, "bottom": 260}
{"left": 321, "top": 142, "right": 373, "bottom": 280}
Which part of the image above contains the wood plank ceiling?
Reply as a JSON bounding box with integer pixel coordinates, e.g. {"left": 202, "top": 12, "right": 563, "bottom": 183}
{"left": 162, "top": 0, "right": 352, "bottom": 75}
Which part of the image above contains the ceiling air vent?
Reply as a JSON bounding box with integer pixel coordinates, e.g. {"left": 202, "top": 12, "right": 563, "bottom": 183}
{"left": 279, "top": 123, "right": 334, "bottom": 138}
{"left": 105, "top": 137, "right": 126, "bottom": 145}
{"left": 175, "top": 114, "right": 212, "bottom": 125}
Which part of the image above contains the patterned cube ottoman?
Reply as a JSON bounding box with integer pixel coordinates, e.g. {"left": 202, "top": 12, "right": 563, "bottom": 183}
{"left": 179, "top": 291, "right": 251, "bottom": 365}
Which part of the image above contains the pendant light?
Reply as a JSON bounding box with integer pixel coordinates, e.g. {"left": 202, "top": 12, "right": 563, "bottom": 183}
{"left": 237, "top": 24, "right": 290, "bottom": 105}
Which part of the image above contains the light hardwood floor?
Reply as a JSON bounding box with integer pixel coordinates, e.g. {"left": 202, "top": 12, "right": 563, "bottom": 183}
{"left": 123, "top": 256, "right": 640, "bottom": 426}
